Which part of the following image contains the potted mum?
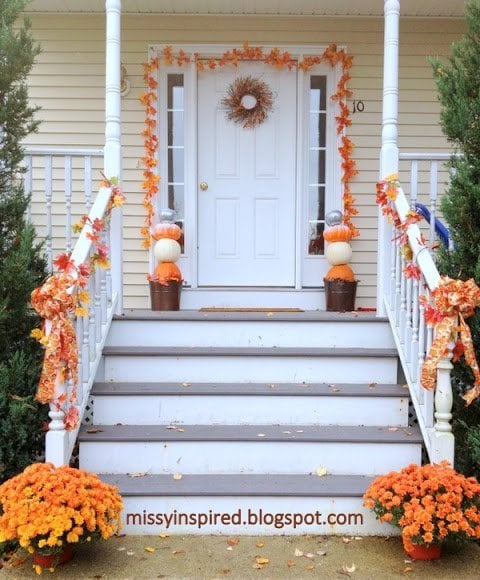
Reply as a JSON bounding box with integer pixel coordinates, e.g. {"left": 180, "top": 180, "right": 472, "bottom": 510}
{"left": 0, "top": 463, "right": 123, "bottom": 573}
{"left": 363, "top": 461, "right": 480, "bottom": 560}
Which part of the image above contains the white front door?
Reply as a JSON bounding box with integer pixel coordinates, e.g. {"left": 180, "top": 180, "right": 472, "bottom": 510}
{"left": 197, "top": 62, "right": 297, "bottom": 286}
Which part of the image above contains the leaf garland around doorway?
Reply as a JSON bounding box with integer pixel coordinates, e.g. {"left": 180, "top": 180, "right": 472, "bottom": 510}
{"left": 221, "top": 75, "right": 274, "bottom": 128}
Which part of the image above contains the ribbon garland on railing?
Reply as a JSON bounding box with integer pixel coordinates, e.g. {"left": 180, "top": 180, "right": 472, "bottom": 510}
{"left": 376, "top": 174, "right": 480, "bottom": 405}
{"left": 31, "top": 273, "right": 80, "bottom": 430}
{"left": 420, "top": 277, "right": 480, "bottom": 405}
{"left": 30, "top": 178, "right": 125, "bottom": 430}
{"left": 140, "top": 42, "right": 359, "bottom": 248}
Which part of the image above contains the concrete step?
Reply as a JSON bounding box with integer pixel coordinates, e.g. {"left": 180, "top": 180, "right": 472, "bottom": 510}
{"left": 109, "top": 310, "right": 394, "bottom": 349}
{"left": 79, "top": 424, "right": 422, "bottom": 476}
{"left": 101, "top": 346, "right": 399, "bottom": 383}
{"left": 91, "top": 382, "right": 410, "bottom": 426}
{"left": 99, "top": 473, "right": 396, "bottom": 535}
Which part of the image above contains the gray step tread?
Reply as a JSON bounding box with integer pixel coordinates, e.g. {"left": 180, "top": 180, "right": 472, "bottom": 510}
{"left": 99, "top": 472, "right": 375, "bottom": 497}
{"left": 92, "top": 381, "right": 408, "bottom": 398}
{"left": 79, "top": 424, "right": 422, "bottom": 444}
{"left": 103, "top": 346, "right": 398, "bottom": 357}
{"left": 116, "top": 310, "right": 385, "bottom": 323}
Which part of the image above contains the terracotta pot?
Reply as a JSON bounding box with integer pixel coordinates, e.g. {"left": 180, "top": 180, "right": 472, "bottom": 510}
{"left": 33, "top": 543, "right": 73, "bottom": 568}
{"left": 149, "top": 280, "right": 181, "bottom": 311}
{"left": 402, "top": 534, "right": 441, "bottom": 560}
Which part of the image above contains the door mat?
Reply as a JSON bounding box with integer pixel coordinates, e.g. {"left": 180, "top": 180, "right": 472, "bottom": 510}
{"left": 199, "top": 307, "right": 304, "bottom": 312}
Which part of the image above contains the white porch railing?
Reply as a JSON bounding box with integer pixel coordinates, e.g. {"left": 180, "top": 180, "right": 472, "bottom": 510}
{"left": 381, "top": 158, "right": 455, "bottom": 464}
{"left": 24, "top": 147, "right": 104, "bottom": 272}
{"left": 44, "top": 186, "right": 118, "bottom": 466}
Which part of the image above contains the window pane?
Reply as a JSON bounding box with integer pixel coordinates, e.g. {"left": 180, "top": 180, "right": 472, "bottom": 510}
{"left": 310, "top": 112, "right": 326, "bottom": 148}
{"left": 308, "top": 185, "right": 325, "bottom": 222}
{"left": 168, "top": 111, "right": 184, "bottom": 147}
{"left": 167, "top": 184, "right": 184, "bottom": 219}
{"left": 167, "top": 74, "right": 184, "bottom": 109}
{"left": 309, "top": 150, "right": 326, "bottom": 184}
{"left": 308, "top": 222, "right": 325, "bottom": 255}
{"left": 310, "top": 75, "right": 326, "bottom": 110}
{"left": 167, "top": 148, "right": 184, "bottom": 184}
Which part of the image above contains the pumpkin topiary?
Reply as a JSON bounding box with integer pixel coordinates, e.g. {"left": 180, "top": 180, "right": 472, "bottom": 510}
{"left": 324, "top": 264, "right": 355, "bottom": 282}
{"left": 152, "top": 221, "right": 182, "bottom": 241}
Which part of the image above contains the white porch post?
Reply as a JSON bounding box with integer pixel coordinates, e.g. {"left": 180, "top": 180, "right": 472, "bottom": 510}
{"left": 377, "top": 0, "right": 400, "bottom": 315}
{"left": 105, "top": 0, "right": 123, "bottom": 313}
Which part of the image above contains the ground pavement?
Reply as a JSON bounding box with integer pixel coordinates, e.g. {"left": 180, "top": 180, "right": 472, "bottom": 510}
{"left": 1, "top": 535, "right": 480, "bottom": 579}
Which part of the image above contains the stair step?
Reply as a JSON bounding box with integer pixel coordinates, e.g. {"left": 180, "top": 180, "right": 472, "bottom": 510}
{"left": 79, "top": 424, "right": 422, "bottom": 476}
{"left": 109, "top": 311, "right": 394, "bottom": 348}
{"left": 102, "top": 347, "right": 399, "bottom": 383}
{"left": 91, "top": 381, "right": 409, "bottom": 426}
{"left": 97, "top": 473, "right": 397, "bottom": 535}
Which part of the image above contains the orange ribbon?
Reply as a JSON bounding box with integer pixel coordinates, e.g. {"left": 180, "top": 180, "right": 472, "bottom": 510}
{"left": 421, "top": 277, "right": 480, "bottom": 405}
{"left": 31, "top": 273, "right": 79, "bottom": 428}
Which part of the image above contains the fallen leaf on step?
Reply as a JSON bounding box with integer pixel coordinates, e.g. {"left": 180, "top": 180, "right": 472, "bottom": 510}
{"left": 128, "top": 472, "right": 147, "bottom": 478}
{"left": 217, "top": 568, "right": 231, "bottom": 575}
{"left": 286, "top": 560, "right": 296, "bottom": 568}
{"left": 317, "top": 550, "right": 327, "bottom": 556}
{"left": 342, "top": 537, "right": 351, "bottom": 544}
{"left": 296, "top": 430, "right": 304, "bottom": 433}
{"left": 117, "top": 546, "right": 126, "bottom": 551}
{"left": 267, "top": 383, "right": 276, "bottom": 388}
{"left": 172, "top": 550, "right": 185, "bottom": 555}
{"left": 182, "top": 382, "right": 191, "bottom": 387}
{"left": 343, "top": 564, "right": 356, "bottom": 573}
{"left": 177, "top": 428, "right": 185, "bottom": 432}
{"left": 166, "top": 425, "right": 177, "bottom": 430}
{"left": 304, "top": 564, "right": 315, "bottom": 571}
{"left": 144, "top": 546, "right": 155, "bottom": 553}
{"left": 159, "top": 534, "right": 170, "bottom": 538}
{"left": 388, "top": 427, "right": 399, "bottom": 432}
{"left": 173, "top": 473, "right": 183, "bottom": 480}
{"left": 305, "top": 552, "right": 316, "bottom": 559}
{"left": 255, "top": 541, "right": 264, "bottom": 548}
{"left": 257, "top": 433, "right": 266, "bottom": 437}
{"left": 115, "top": 422, "right": 123, "bottom": 426}
{"left": 294, "top": 548, "right": 304, "bottom": 557}
{"left": 267, "top": 312, "right": 274, "bottom": 317}
{"left": 126, "top": 550, "right": 135, "bottom": 556}
{"left": 255, "top": 557, "right": 269, "bottom": 565}
{"left": 369, "top": 382, "right": 377, "bottom": 388}
{"left": 404, "top": 566, "right": 413, "bottom": 573}
{"left": 316, "top": 466, "right": 328, "bottom": 477}
{"left": 354, "top": 537, "right": 363, "bottom": 541}
{"left": 86, "top": 428, "right": 103, "bottom": 433}
{"left": 227, "top": 537, "right": 240, "bottom": 546}
{"left": 402, "top": 383, "right": 409, "bottom": 389}
{"left": 282, "top": 430, "right": 292, "bottom": 434}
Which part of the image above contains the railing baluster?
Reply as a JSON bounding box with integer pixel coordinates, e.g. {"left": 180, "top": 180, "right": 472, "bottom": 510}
{"left": 429, "top": 160, "right": 438, "bottom": 248}
{"left": 411, "top": 277, "right": 420, "bottom": 381}
{"left": 84, "top": 155, "right": 93, "bottom": 211}
{"left": 65, "top": 156, "right": 73, "bottom": 252}
{"left": 45, "top": 156, "right": 53, "bottom": 272}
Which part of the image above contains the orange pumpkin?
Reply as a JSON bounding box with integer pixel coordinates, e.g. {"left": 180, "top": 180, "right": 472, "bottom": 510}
{"left": 323, "top": 224, "right": 352, "bottom": 243}
{"left": 152, "top": 222, "right": 182, "bottom": 241}
{"left": 153, "top": 262, "right": 183, "bottom": 284}
{"left": 324, "top": 264, "right": 355, "bottom": 282}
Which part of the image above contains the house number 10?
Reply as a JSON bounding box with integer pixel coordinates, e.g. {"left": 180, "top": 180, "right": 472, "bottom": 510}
{"left": 352, "top": 100, "right": 365, "bottom": 113}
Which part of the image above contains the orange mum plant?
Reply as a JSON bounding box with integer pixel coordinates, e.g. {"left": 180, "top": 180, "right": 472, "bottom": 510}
{"left": 363, "top": 462, "right": 480, "bottom": 547}
{"left": 0, "top": 463, "right": 123, "bottom": 572}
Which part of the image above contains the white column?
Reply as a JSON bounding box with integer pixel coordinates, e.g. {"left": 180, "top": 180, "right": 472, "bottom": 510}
{"left": 105, "top": 0, "right": 123, "bottom": 314}
{"left": 377, "top": 0, "right": 400, "bottom": 315}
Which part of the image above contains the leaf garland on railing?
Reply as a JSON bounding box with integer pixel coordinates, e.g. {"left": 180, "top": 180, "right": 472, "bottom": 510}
{"left": 376, "top": 173, "right": 480, "bottom": 405}
{"left": 140, "top": 42, "right": 359, "bottom": 248}
{"left": 30, "top": 177, "right": 125, "bottom": 430}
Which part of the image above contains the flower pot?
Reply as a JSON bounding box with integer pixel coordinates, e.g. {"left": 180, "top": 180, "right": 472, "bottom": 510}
{"left": 33, "top": 543, "right": 73, "bottom": 568}
{"left": 402, "top": 534, "right": 441, "bottom": 561}
{"left": 324, "top": 279, "right": 357, "bottom": 312}
{"left": 149, "top": 280, "right": 181, "bottom": 311}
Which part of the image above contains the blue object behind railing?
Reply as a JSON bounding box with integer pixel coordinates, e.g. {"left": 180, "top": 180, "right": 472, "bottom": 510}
{"left": 415, "top": 203, "right": 450, "bottom": 249}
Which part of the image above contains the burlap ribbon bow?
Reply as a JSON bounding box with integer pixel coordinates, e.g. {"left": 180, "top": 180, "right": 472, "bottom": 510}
{"left": 421, "top": 277, "right": 480, "bottom": 405}
{"left": 31, "top": 273, "right": 79, "bottom": 425}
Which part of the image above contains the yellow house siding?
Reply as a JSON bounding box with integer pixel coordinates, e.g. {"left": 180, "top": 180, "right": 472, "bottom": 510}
{"left": 25, "top": 14, "right": 465, "bottom": 309}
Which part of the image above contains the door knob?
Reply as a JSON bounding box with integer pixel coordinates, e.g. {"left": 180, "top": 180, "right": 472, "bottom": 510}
{"left": 199, "top": 181, "right": 208, "bottom": 191}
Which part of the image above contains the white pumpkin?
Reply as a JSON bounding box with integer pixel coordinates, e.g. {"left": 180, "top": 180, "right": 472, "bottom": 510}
{"left": 325, "top": 241, "right": 352, "bottom": 266}
{"left": 154, "top": 238, "right": 181, "bottom": 263}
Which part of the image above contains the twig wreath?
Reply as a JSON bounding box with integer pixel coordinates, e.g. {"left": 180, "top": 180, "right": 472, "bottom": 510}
{"left": 140, "top": 42, "right": 359, "bottom": 248}
{"left": 222, "top": 75, "right": 273, "bottom": 128}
